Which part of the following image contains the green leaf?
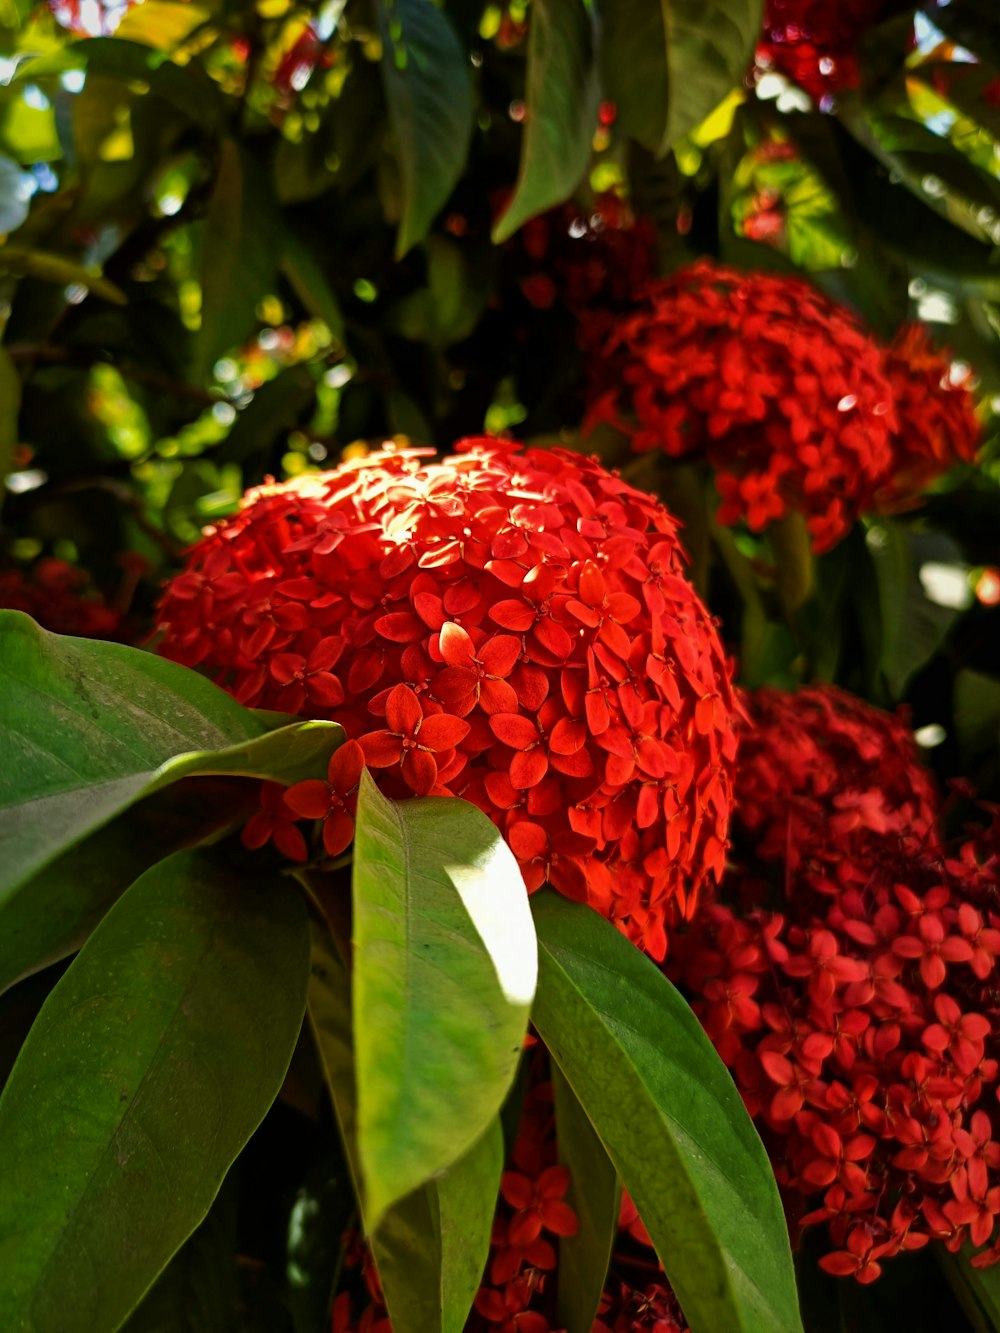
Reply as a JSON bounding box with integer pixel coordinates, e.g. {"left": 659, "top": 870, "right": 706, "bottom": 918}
{"left": 280, "top": 230, "right": 345, "bottom": 344}
{"left": 352, "top": 771, "right": 535, "bottom": 1227}
{"left": 375, "top": 1122, "right": 502, "bottom": 1333}
{"left": 376, "top": 0, "right": 474, "bottom": 258}
{"left": 530, "top": 891, "right": 802, "bottom": 1333}
{"left": 0, "top": 343, "right": 20, "bottom": 485}
{"left": 937, "top": 1246, "right": 1000, "bottom": 1333}
{"left": 552, "top": 1064, "right": 620, "bottom": 1333}
{"left": 768, "top": 511, "right": 815, "bottom": 616}
{"left": 286, "top": 1141, "right": 355, "bottom": 1333}
{"left": 954, "top": 669, "right": 1000, "bottom": 764}
{"left": 0, "top": 246, "right": 126, "bottom": 305}
{"left": 197, "top": 140, "right": 280, "bottom": 378}
{"left": 388, "top": 234, "right": 493, "bottom": 347}
{"left": 0, "top": 777, "right": 254, "bottom": 997}
{"left": 0, "top": 610, "right": 343, "bottom": 896}
{"left": 121, "top": 1177, "right": 239, "bottom": 1333}
{"left": 308, "top": 916, "right": 502, "bottom": 1333}
{"left": 600, "top": 0, "right": 763, "bottom": 158}
{"left": 491, "top": 0, "right": 599, "bottom": 243}
{"left": 0, "top": 848, "right": 310, "bottom": 1333}
{"left": 865, "top": 520, "right": 962, "bottom": 699}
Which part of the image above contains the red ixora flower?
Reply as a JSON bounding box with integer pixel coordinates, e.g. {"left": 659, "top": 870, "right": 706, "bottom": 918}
{"left": 669, "top": 685, "right": 1000, "bottom": 1280}
{"left": 157, "top": 440, "right": 739, "bottom": 958}
{"left": 585, "top": 261, "right": 979, "bottom": 552}
{"left": 1, "top": 557, "right": 125, "bottom": 641}
{"left": 755, "top": 0, "right": 887, "bottom": 105}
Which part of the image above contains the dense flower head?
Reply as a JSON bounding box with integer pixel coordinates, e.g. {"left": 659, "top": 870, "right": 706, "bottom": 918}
{"left": 879, "top": 324, "right": 982, "bottom": 509}
{"left": 585, "top": 261, "right": 978, "bottom": 552}
{"left": 157, "top": 439, "right": 739, "bottom": 957}
{"left": 0, "top": 557, "right": 125, "bottom": 641}
{"left": 669, "top": 685, "right": 1000, "bottom": 1281}
{"left": 585, "top": 261, "right": 898, "bottom": 552}
{"left": 756, "top": 0, "right": 887, "bottom": 104}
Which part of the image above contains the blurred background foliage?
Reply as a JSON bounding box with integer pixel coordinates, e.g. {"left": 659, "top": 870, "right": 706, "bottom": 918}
{"left": 1, "top": 0, "right": 1000, "bottom": 1326}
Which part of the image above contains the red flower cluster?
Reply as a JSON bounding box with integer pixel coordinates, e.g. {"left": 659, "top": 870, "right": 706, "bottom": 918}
{"left": 756, "top": 0, "right": 886, "bottom": 103}
{"left": 669, "top": 685, "right": 1000, "bottom": 1282}
{"left": 585, "top": 261, "right": 979, "bottom": 551}
{"left": 0, "top": 557, "right": 125, "bottom": 640}
{"left": 879, "top": 324, "right": 982, "bottom": 509}
{"left": 157, "top": 440, "right": 738, "bottom": 957}
{"left": 513, "top": 195, "right": 656, "bottom": 331}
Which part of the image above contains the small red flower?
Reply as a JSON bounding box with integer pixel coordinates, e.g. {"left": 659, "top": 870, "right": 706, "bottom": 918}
{"left": 242, "top": 782, "right": 309, "bottom": 863}
{"left": 284, "top": 739, "right": 366, "bottom": 856}
{"left": 359, "top": 684, "right": 469, "bottom": 796}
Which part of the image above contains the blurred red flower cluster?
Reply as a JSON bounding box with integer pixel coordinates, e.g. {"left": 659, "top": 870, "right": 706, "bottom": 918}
{"left": 669, "top": 685, "right": 1000, "bottom": 1281}
{"left": 585, "top": 261, "right": 980, "bottom": 551}
{"left": 157, "top": 439, "right": 739, "bottom": 958}
{"left": 756, "top": 0, "right": 886, "bottom": 103}
{"left": 0, "top": 558, "right": 125, "bottom": 640}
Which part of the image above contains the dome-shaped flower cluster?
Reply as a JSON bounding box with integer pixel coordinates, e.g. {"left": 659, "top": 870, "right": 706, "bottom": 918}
{"left": 879, "top": 324, "right": 982, "bottom": 510}
{"left": 585, "top": 261, "right": 979, "bottom": 552}
{"left": 669, "top": 685, "right": 1000, "bottom": 1282}
{"left": 756, "top": 0, "right": 886, "bottom": 104}
{"left": 157, "top": 440, "right": 739, "bottom": 958}
{"left": 1, "top": 557, "right": 125, "bottom": 640}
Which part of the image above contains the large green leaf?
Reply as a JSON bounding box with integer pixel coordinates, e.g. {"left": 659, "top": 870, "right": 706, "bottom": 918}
{"left": 121, "top": 1178, "right": 239, "bottom": 1333}
{"left": 197, "top": 140, "right": 280, "bottom": 378}
{"left": 530, "top": 892, "right": 802, "bottom": 1333}
{"left": 352, "top": 772, "right": 535, "bottom": 1228}
{"left": 491, "top": 0, "right": 599, "bottom": 242}
{"left": 0, "top": 849, "right": 310, "bottom": 1333}
{"left": 600, "top": 0, "right": 762, "bottom": 157}
{"left": 552, "top": 1064, "right": 620, "bottom": 1333}
{"left": 376, "top": 0, "right": 474, "bottom": 257}
{"left": 0, "top": 610, "right": 342, "bottom": 896}
{"left": 308, "top": 917, "right": 502, "bottom": 1333}
{"left": 0, "top": 778, "right": 253, "bottom": 997}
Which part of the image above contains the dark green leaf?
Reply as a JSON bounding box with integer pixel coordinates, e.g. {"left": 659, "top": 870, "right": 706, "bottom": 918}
{"left": 0, "top": 610, "right": 342, "bottom": 895}
{"left": 219, "top": 366, "right": 317, "bottom": 470}
{"left": 388, "top": 234, "right": 493, "bottom": 347}
{"left": 954, "top": 669, "right": 1000, "bottom": 764}
{"left": 0, "top": 848, "right": 310, "bottom": 1333}
{"left": 0, "top": 777, "right": 253, "bottom": 997}
{"left": 121, "top": 1177, "right": 239, "bottom": 1333}
{"left": 280, "top": 230, "right": 345, "bottom": 344}
{"left": 769, "top": 512, "right": 815, "bottom": 616}
{"left": 308, "top": 916, "right": 502, "bottom": 1333}
{"left": 530, "top": 891, "right": 802, "bottom": 1333}
{"left": 197, "top": 140, "right": 280, "bottom": 378}
{"left": 376, "top": 0, "right": 474, "bottom": 257}
{"left": 492, "top": 0, "right": 599, "bottom": 242}
{"left": 352, "top": 771, "right": 535, "bottom": 1227}
{"left": 937, "top": 1245, "right": 999, "bottom": 1333}
{"left": 552, "top": 1064, "right": 619, "bottom": 1333}
{"left": 866, "top": 520, "right": 962, "bottom": 699}
{"left": 600, "top": 0, "right": 762, "bottom": 157}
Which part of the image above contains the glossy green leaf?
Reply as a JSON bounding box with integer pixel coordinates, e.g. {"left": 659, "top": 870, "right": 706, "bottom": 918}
{"left": 352, "top": 772, "right": 535, "bottom": 1228}
{"left": 197, "top": 140, "right": 280, "bottom": 378}
{"left": 491, "top": 0, "right": 599, "bottom": 242}
{"left": 0, "top": 777, "right": 253, "bottom": 997}
{"left": 0, "top": 849, "right": 310, "bottom": 1333}
{"left": 376, "top": 0, "right": 474, "bottom": 257}
{"left": 0, "top": 611, "right": 343, "bottom": 896}
{"left": 531, "top": 891, "right": 802, "bottom": 1333}
{"left": 121, "top": 1178, "right": 239, "bottom": 1333}
{"left": 552, "top": 1064, "right": 620, "bottom": 1333}
{"left": 308, "top": 916, "right": 502, "bottom": 1333}
{"left": 600, "top": 0, "right": 762, "bottom": 158}
{"left": 0, "top": 344, "right": 20, "bottom": 484}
